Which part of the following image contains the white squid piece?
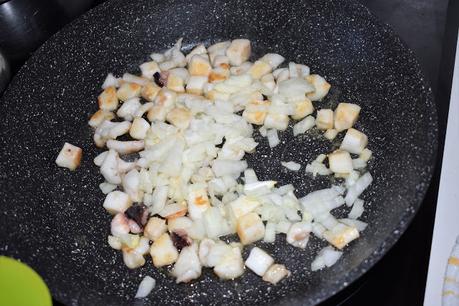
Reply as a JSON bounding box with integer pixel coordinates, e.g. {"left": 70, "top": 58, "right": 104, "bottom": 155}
{"left": 147, "top": 88, "right": 177, "bottom": 122}
{"left": 213, "top": 244, "right": 245, "bottom": 280}
{"left": 143, "top": 217, "right": 167, "bottom": 241}
{"left": 208, "top": 41, "right": 231, "bottom": 63}
{"left": 55, "top": 143, "right": 82, "bottom": 171}
{"left": 103, "top": 191, "right": 132, "bottom": 215}
{"left": 245, "top": 247, "right": 274, "bottom": 276}
{"left": 116, "top": 98, "right": 141, "bottom": 121}
{"left": 150, "top": 233, "right": 179, "bottom": 267}
{"left": 260, "top": 53, "right": 285, "bottom": 70}
{"left": 94, "top": 151, "right": 108, "bottom": 167}
{"left": 323, "top": 223, "right": 359, "bottom": 249}
{"left": 236, "top": 212, "right": 265, "bottom": 245}
{"left": 286, "top": 222, "right": 312, "bottom": 249}
{"left": 198, "top": 238, "right": 216, "bottom": 267}
{"left": 122, "top": 237, "right": 150, "bottom": 269}
{"left": 172, "top": 243, "right": 202, "bottom": 283}
{"left": 262, "top": 264, "right": 290, "bottom": 285}
{"left": 100, "top": 150, "right": 122, "bottom": 184}
{"left": 98, "top": 87, "right": 119, "bottom": 111}
{"left": 306, "top": 74, "right": 331, "bottom": 101}
{"left": 334, "top": 103, "right": 361, "bottom": 132}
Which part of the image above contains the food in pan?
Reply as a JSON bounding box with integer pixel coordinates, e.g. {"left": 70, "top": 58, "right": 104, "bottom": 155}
{"left": 59, "top": 38, "right": 373, "bottom": 291}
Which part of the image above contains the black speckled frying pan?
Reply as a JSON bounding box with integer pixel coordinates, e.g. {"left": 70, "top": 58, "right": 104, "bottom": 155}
{"left": 0, "top": 0, "right": 437, "bottom": 305}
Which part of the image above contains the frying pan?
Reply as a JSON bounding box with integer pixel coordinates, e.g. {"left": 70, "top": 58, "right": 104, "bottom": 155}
{"left": 0, "top": 0, "right": 437, "bottom": 304}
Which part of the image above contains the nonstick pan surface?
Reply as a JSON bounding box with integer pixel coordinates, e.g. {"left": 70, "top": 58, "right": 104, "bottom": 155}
{"left": 0, "top": 0, "right": 437, "bottom": 305}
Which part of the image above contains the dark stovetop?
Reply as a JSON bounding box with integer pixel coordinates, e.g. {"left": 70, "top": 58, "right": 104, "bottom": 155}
{"left": 1, "top": 0, "right": 458, "bottom": 305}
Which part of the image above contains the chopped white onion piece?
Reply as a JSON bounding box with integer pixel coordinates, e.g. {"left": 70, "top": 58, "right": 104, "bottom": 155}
{"left": 281, "top": 161, "right": 301, "bottom": 171}
{"left": 212, "top": 160, "right": 248, "bottom": 177}
{"left": 275, "top": 220, "right": 292, "bottom": 234}
{"left": 323, "top": 223, "right": 359, "bottom": 249}
{"left": 172, "top": 244, "right": 202, "bottom": 283}
{"left": 99, "top": 182, "right": 117, "bottom": 194}
{"left": 324, "top": 129, "right": 338, "bottom": 140}
{"left": 340, "top": 128, "right": 368, "bottom": 154}
{"left": 274, "top": 184, "right": 295, "bottom": 196}
{"left": 267, "top": 129, "right": 280, "bottom": 147}
{"left": 260, "top": 53, "right": 285, "bottom": 69}
{"left": 135, "top": 276, "right": 156, "bottom": 299}
{"left": 278, "top": 78, "right": 314, "bottom": 98}
{"left": 293, "top": 115, "right": 315, "bottom": 136}
{"left": 244, "top": 181, "right": 276, "bottom": 196}
{"left": 334, "top": 103, "right": 361, "bottom": 132}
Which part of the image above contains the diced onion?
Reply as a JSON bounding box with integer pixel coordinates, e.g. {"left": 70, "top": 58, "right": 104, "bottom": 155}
{"left": 340, "top": 218, "right": 368, "bottom": 232}
{"left": 345, "top": 172, "right": 373, "bottom": 206}
{"left": 244, "top": 168, "right": 258, "bottom": 184}
{"left": 352, "top": 158, "right": 367, "bottom": 170}
{"left": 348, "top": 198, "right": 364, "bottom": 219}
{"left": 263, "top": 222, "right": 276, "bottom": 243}
{"left": 276, "top": 220, "right": 292, "bottom": 234}
{"left": 99, "top": 182, "right": 117, "bottom": 194}
{"left": 293, "top": 116, "right": 315, "bottom": 136}
{"left": 281, "top": 161, "right": 301, "bottom": 171}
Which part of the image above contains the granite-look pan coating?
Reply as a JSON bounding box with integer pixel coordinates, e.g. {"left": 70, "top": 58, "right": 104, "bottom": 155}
{"left": 0, "top": 0, "right": 437, "bottom": 305}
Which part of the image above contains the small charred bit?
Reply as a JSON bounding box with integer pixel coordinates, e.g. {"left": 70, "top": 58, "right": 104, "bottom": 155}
{"left": 262, "top": 94, "right": 268, "bottom": 101}
{"left": 153, "top": 71, "right": 169, "bottom": 87}
{"left": 124, "top": 204, "right": 149, "bottom": 228}
{"left": 171, "top": 230, "right": 192, "bottom": 251}
{"left": 215, "top": 136, "right": 226, "bottom": 149}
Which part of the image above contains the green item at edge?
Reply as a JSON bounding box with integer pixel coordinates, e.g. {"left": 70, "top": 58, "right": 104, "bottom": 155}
{"left": 0, "top": 256, "right": 52, "bottom": 306}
